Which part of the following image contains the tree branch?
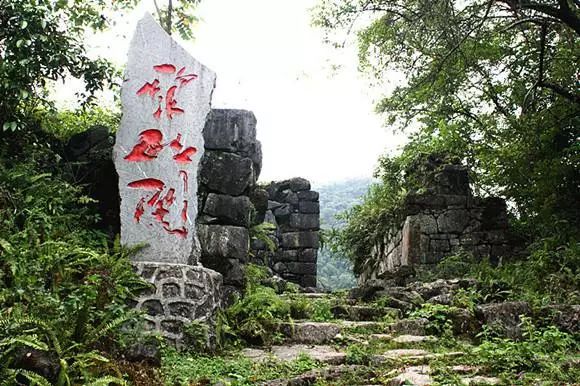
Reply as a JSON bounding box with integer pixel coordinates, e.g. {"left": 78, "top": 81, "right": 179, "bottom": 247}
{"left": 538, "top": 81, "right": 580, "bottom": 104}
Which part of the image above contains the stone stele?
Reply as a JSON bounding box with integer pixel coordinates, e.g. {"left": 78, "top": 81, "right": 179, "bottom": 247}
{"left": 114, "top": 14, "right": 216, "bottom": 264}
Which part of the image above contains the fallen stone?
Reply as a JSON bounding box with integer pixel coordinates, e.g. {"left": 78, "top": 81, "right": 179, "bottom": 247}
{"left": 475, "top": 301, "right": 531, "bottom": 339}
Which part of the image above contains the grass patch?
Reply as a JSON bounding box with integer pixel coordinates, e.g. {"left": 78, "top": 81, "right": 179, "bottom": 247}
{"left": 162, "top": 349, "right": 321, "bottom": 385}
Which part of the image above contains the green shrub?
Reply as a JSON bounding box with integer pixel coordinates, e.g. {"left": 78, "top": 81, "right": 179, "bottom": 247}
{"left": 472, "top": 318, "right": 578, "bottom": 381}
{"left": 0, "top": 160, "right": 148, "bottom": 384}
{"left": 223, "top": 286, "right": 291, "bottom": 346}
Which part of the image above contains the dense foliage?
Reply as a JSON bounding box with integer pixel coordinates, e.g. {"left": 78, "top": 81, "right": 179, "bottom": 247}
{"left": 315, "top": 0, "right": 579, "bottom": 277}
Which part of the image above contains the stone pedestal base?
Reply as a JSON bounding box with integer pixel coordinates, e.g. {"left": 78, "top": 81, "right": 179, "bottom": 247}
{"left": 133, "top": 262, "right": 222, "bottom": 345}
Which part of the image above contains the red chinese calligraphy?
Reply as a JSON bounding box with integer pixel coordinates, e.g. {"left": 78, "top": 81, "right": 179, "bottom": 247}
{"left": 136, "top": 64, "right": 198, "bottom": 120}
{"left": 173, "top": 147, "right": 197, "bottom": 164}
{"left": 124, "top": 129, "right": 164, "bottom": 162}
{"left": 126, "top": 175, "right": 189, "bottom": 238}
{"left": 125, "top": 62, "right": 199, "bottom": 238}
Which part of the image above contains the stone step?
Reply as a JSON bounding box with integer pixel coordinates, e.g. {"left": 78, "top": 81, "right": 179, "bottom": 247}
{"left": 259, "top": 364, "right": 376, "bottom": 386}
{"left": 392, "top": 334, "right": 437, "bottom": 344}
{"left": 386, "top": 364, "right": 500, "bottom": 386}
{"left": 278, "top": 318, "right": 432, "bottom": 344}
{"left": 331, "top": 304, "right": 401, "bottom": 321}
{"left": 242, "top": 344, "right": 346, "bottom": 365}
{"left": 374, "top": 350, "right": 464, "bottom": 365}
{"left": 279, "top": 321, "right": 385, "bottom": 344}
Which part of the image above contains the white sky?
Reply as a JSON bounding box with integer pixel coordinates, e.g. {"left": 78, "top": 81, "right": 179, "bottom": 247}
{"left": 57, "top": 0, "right": 406, "bottom": 184}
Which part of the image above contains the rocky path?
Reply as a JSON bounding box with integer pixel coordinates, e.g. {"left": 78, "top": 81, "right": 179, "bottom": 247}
{"left": 235, "top": 279, "right": 502, "bottom": 385}
{"left": 228, "top": 277, "right": 579, "bottom": 385}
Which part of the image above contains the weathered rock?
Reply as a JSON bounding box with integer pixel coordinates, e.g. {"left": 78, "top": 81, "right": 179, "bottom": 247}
{"left": 198, "top": 224, "right": 249, "bottom": 260}
{"left": 389, "top": 318, "right": 428, "bottom": 336}
{"left": 203, "top": 193, "right": 252, "bottom": 227}
{"left": 199, "top": 151, "right": 254, "bottom": 195}
{"left": 298, "top": 201, "right": 320, "bottom": 214}
{"left": 299, "top": 249, "right": 317, "bottom": 262}
{"left": 539, "top": 304, "right": 580, "bottom": 334}
{"left": 387, "top": 365, "right": 432, "bottom": 386}
{"left": 243, "top": 345, "right": 346, "bottom": 365}
{"left": 280, "top": 232, "right": 319, "bottom": 249}
{"left": 113, "top": 14, "right": 215, "bottom": 264}
{"left": 288, "top": 213, "right": 320, "bottom": 230}
{"left": 249, "top": 188, "right": 269, "bottom": 225}
{"left": 331, "top": 305, "right": 401, "bottom": 321}
{"left": 437, "top": 210, "right": 471, "bottom": 233}
{"left": 289, "top": 177, "right": 311, "bottom": 192}
{"left": 123, "top": 340, "right": 161, "bottom": 366}
{"left": 132, "top": 262, "right": 222, "bottom": 344}
{"left": 11, "top": 348, "right": 61, "bottom": 384}
{"left": 203, "top": 109, "right": 262, "bottom": 178}
{"left": 297, "top": 190, "right": 319, "bottom": 202}
{"left": 279, "top": 322, "right": 341, "bottom": 344}
{"left": 287, "top": 262, "right": 317, "bottom": 275}
{"left": 392, "top": 335, "right": 437, "bottom": 344}
{"left": 476, "top": 301, "right": 531, "bottom": 339}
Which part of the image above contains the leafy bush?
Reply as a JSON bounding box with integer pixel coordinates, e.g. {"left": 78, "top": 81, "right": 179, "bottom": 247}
{"left": 472, "top": 318, "right": 578, "bottom": 381}
{"left": 223, "top": 286, "right": 291, "bottom": 346}
{"left": 0, "top": 160, "right": 148, "bottom": 384}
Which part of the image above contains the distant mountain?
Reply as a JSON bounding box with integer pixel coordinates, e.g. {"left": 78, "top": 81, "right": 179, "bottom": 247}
{"left": 313, "top": 178, "right": 372, "bottom": 290}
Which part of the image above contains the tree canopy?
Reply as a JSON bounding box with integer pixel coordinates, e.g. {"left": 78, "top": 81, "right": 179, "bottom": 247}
{"left": 314, "top": 0, "right": 579, "bottom": 242}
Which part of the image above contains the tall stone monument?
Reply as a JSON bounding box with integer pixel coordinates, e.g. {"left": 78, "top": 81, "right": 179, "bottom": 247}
{"left": 114, "top": 14, "right": 222, "bottom": 344}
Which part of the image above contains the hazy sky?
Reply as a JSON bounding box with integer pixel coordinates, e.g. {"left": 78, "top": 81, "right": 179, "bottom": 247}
{"left": 59, "top": 0, "right": 406, "bottom": 184}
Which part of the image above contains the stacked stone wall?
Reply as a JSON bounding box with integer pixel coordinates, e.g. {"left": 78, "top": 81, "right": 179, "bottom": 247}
{"left": 196, "top": 109, "right": 262, "bottom": 300}
{"left": 360, "top": 164, "right": 512, "bottom": 283}
{"left": 252, "top": 178, "right": 320, "bottom": 288}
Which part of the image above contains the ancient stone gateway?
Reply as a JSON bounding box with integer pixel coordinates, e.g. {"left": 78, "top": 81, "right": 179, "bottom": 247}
{"left": 113, "top": 14, "right": 221, "bottom": 344}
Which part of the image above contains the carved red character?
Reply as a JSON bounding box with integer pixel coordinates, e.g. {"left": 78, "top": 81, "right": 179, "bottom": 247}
{"left": 126, "top": 176, "right": 189, "bottom": 238}
{"left": 124, "top": 129, "right": 164, "bottom": 162}
{"left": 136, "top": 64, "right": 198, "bottom": 120}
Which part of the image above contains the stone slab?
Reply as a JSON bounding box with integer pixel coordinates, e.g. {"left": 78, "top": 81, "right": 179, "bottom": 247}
{"left": 114, "top": 14, "right": 215, "bottom": 264}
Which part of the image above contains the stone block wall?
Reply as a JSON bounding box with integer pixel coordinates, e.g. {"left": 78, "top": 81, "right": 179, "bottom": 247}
{"left": 196, "top": 109, "right": 262, "bottom": 300}
{"left": 252, "top": 178, "right": 320, "bottom": 288}
{"left": 131, "top": 262, "right": 222, "bottom": 346}
{"left": 360, "top": 164, "right": 511, "bottom": 283}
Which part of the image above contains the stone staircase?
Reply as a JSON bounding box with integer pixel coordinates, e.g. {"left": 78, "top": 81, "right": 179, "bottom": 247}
{"left": 239, "top": 288, "right": 502, "bottom": 386}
